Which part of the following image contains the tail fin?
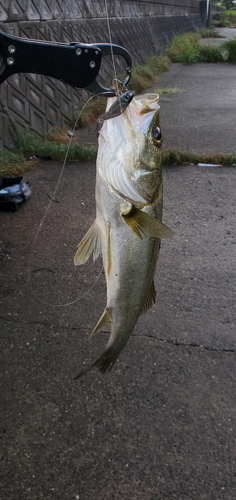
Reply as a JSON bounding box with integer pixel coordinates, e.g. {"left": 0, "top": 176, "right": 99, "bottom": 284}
{"left": 74, "top": 348, "right": 119, "bottom": 380}
{"left": 93, "top": 349, "right": 119, "bottom": 374}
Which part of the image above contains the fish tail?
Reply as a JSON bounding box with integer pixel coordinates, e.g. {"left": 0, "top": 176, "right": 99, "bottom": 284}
{"left": 74, "top": 348, "right": 119, "bottom": 380}
{"left": 92, "top": 348, "right": 119, "bottom": 374}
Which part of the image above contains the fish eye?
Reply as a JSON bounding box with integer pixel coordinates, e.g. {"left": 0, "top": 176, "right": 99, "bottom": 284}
{"left": 152, "top": 127, "right": 162, "bottom": 143}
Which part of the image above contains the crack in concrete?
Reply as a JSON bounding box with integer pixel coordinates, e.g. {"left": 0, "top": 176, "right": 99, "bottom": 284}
{"left": 132, "top": 333, "right": 235, "bottom": 353}
{"left": 1, "top": 317, "right": 235, "bottom": 353}
{"left": 0, "top": 316, "right": 88, "bottom": 332}
{"left": 0, "top": 315, "right": 52, "bottom": 327}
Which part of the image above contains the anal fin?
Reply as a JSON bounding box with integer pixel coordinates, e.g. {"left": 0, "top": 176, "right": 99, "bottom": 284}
{"left": 122, "top": 208, "right": 173, "bottom": 240}
{"left": 89, "top": 307, "right": 112, "bottom": 339}
{"left": 74, "top": 220, "right": 101, "bottom": 266}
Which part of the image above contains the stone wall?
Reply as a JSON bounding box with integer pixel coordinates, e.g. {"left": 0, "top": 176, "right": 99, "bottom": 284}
{"left": 0, "top": 0, "right": 220, "bottom": 148}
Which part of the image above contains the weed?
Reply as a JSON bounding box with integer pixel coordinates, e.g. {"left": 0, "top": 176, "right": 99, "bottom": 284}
{"left": 130, "top": 64, "right": 155, "bottom": 93}
{"left": 74, "top": 96, "right": 107, "bottom": 129}
{"left": 166, "top": 32, "right": 201, "bottom": 64}
{"left": 2, "top": 140, "right": 236, "bottom": 177}
{"left": 17, "top": 134, "right": 97, "bottom": 162}
{"left": 179, "top": 42, "right": 201, "bottom": 64}
{"left": 0, "top": 128, "right": 98, "bottom": 176}
{"left": 167, "top": 30, "right": 231, "bottom": 64}
{"left": 146, "top": 55, "right": 171, "bottom": 75}
{"left": 198, "top": 45, "right": 224, "bottom": 63}
{"left": 198, "top": 28, "right": 224, "bottom": 38}
{"left": 213, "top": 10, "right": 236, "bottom": 28}
{"left": 162, "top": 149, "right": 236, "bottom": 167}
{"left": 46, "top": 127, "right": 75, "bottom": 144}
{"left": 222, "top": 37, "right": 236, "bottom": 62}
{"left": 0, "top": 150, "right": 31, "bottom": 177}
{"left": 154, "top": 88, "right": 184, "bottom": 95}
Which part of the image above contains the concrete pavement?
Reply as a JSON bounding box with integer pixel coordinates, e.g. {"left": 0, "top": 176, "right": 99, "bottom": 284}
{"left": 157, "top": 62, "right": 236, "bottom": 154}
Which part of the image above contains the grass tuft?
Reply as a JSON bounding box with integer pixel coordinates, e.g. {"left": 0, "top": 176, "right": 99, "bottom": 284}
{"left": 46, "top": 127, "right": 75, "bottom": 144}
{"left": 129, "top": 64, "right": 155, "bottom": 93}
{"left": 166, "top": 30, "right": 234, "bottom": 64}
{"left": 213, "top": 10, "right": 236, "bottom": 28}
{"left": 0, "top": 150, "right": 33, "bottom": 177}
{"left": 198, "top": 45, "right": 224, "bottom": 63}
{"left": 2, "top": 140, "right": 236, "bottom": 178}
{"left": 166, "top": 32, "right": 201, "bottom": 64}
{"left": 162, "top": 149, "right": 236, "bottom": 167}
{"left": 198, "top": 28, "right": 224, "bottom": 38}
{"left": 0, "top": 128, "right": 98, "bottom": 176}
{"left": 75, "top": 96, "right": 107, "bottom": 128}
{"left": 221, "top": 37, "right": 236, "bottom": 62}
{"left": 146, "top": 55, "right": 172, "bottom": 75}
{"left": 154, "top": 87, "right": 184, "bottom": 95}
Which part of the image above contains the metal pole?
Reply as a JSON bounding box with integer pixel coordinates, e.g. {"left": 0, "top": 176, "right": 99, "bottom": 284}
{"left": 206, "top": 0, "right": 210, "bottom": 27}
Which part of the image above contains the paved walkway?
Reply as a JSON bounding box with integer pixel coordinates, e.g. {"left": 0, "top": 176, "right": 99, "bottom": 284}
{"left": 156, "top": 28, "right": 236, "bottom": 154}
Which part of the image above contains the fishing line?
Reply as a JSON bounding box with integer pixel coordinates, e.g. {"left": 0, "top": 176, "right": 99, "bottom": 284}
{"left": 104, "top": 0, "right": 118, "bottom": 82}
{"left": 30, "top": 94, "right": 98, "bottom": 251}
{"left": 27, "top": 93, "right": 103, "bottom": 307}
{"left": 28, "top": 1, "right": 123, "bottom": 307}
{"left": 104, "top": 0, "right": 122, "bottom": 112}
{"left": 29, "top": 265, "right": 104, "bottom": 307}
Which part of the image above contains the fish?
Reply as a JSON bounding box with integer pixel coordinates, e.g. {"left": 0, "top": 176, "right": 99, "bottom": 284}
{"left": 74, "top": 92, "right": 172, "bottom": 378}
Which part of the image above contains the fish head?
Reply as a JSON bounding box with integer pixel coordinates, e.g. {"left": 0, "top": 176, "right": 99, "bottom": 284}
{"left": 97, "top": 93, "right": 163, "bottom": 207}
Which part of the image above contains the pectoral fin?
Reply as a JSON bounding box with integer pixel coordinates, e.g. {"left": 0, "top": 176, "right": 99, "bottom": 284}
{"left": 122, "top": 208, "right": 173, "bottom": 239}
{"left": 74, "top": 221, "right": 101, "bottom": 266}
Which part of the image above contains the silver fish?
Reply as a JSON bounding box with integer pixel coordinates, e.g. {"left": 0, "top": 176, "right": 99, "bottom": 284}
{"left": 74, "top": 93, "right": 172, "bottom": 377}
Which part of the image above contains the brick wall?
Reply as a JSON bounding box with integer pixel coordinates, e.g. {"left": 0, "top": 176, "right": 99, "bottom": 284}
{"left": 0, "top": 0, "right": 219, "bottom": 148}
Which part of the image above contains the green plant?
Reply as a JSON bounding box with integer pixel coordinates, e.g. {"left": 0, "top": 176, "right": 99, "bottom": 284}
{"left": 222, "top": 0, "right": 235, "bottom": 10}
{"left": 166, "top": 32, "right": 201, "bottom": 64}
{"left": 213, "top": 9, "right": 236, "bottom": 28}
{"left": 162, "top": 149, "right": 236, "bottom": 167}
{"left": 166, "top": 30, "right": 231, "bottom": 64}
{"left": 222, "top": 37, "right": 236, "bottom": 62}
{"left": 0, "top": 150, "right": 31, "bottom": 177}
{"left": 154, "top": 87, "right": 184, "bottom": 95}
{"left": 198, "top": 45, "right": 224, "bottom": 62}
{"left": 72, "top": 96, "right": 107, "bottom": 128}
{"left": 180, "top": 42, "right": 201, "bottom": 64}
{"left": 198, "top": 28, "right": 224, "bottom": 38}
{"left": 146, "top": 55, "right": 171, "bottom": 75}
{"left": 0, "top": 127, "right": 98, "bottom": 176}
{"left": 129, "top": 64, "right": 155, "bottom": 93}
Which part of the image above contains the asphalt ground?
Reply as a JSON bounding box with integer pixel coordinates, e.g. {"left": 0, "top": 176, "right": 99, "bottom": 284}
{"left": 1, "top": 29, "right": 236, "bottom": 500}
